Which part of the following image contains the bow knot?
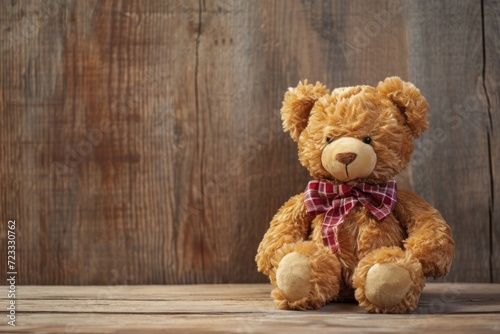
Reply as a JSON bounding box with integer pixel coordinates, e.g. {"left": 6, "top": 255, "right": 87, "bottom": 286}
{"left": 304, "top": 180, "right": 397, "bottom": 253}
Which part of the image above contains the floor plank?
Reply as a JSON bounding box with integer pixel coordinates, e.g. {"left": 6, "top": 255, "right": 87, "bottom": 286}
{"left": 0, "top": 284, "right": 499, "bottom": 333}
{"left": 2, "top": 313, "right": 500, "bottom": 334}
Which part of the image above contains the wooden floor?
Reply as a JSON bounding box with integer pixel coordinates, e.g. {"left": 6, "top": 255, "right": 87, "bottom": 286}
{"left": 0, "top": 284, "right": 499, "bottom": 333}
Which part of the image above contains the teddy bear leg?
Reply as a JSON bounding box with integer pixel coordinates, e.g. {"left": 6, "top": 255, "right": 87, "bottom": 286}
{"left": 271, "top": 240, "right": 341, "bottom": 310}
{"left": 353, "top": 246, "right": 425, "bottom": 313}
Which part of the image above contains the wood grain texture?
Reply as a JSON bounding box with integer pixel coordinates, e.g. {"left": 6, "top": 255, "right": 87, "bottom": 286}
{"left": 0, "top": 284, "right": 499, "bottom": 333}
{"left": 0, "top": 0, "right": 413, "bottom": 285}
{"left": 1, "top": 0, "right": 498, "bottom": 285}
{"left": 406, "top": 1, "right": 495, "bottom": 282}
{"left": 484, "top": 0, "right": 500, "bottom": 283}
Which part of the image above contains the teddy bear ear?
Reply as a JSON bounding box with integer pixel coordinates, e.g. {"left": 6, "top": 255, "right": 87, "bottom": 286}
{"left": 376, "top": 76, "right": 430, "bottom": 138}
{"left": 281, "top": 80, "right": 329, "bottom": 141}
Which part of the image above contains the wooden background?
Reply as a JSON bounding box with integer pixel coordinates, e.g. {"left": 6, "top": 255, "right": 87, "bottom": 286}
{"left": 0, "top": 0, "right": 498, "bottom": 285}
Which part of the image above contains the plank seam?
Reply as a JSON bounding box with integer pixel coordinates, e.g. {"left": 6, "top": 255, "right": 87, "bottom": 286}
{"left": 480, "top": 0, "right": 494, "bottom": 284}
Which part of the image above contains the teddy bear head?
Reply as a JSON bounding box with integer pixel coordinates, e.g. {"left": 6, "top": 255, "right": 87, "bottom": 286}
{"left": 281, "top": 76, "right": 429, "bottom": 184}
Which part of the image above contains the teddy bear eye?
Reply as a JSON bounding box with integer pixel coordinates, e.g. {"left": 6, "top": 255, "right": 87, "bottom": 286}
{"left": 363, "top": 136, "right": 372, "bottom": 144}
{"left": 326, "top": 137, "right": 333, "bottom": 144}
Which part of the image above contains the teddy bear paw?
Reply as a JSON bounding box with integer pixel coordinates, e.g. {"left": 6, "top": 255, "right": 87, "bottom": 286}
{"left": 353, "top": 246, "right": 425, "bottom": 313}
{"left": 276, "top": 252, "right": 312, "bottom": 302}
{"left": 269, "top": 241, "right": 341, "bottom": 310}
{"left": 364, "top": 262, "right": 413, "bottom": 308}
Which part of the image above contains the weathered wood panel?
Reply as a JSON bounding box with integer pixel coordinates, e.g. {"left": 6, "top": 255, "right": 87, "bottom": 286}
{"left": 0, "top": 0, "right": 410, "bottom": 285}
{"left": 0, "top": 284, "right": 499, "bottom": 333}
{"left": 484, "top": 0, "right": 500, "bottom": 283}
{"left": 407, "top": 1, "right": 493, "bottom": 282}
{"left": 0, "top": 0, "right": 497, "bottom": 285}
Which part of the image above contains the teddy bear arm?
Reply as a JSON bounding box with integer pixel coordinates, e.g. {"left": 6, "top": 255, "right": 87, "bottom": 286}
{"left": 394, "top": 190, "right": 455, "bottom": 278}
{"left": 256, "top": 192, "right": 313, "bottom": 276}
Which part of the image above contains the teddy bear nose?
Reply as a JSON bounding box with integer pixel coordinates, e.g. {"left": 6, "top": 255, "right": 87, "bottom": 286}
{"left": 336, "top": 152, "right": 357, "bottom": 165}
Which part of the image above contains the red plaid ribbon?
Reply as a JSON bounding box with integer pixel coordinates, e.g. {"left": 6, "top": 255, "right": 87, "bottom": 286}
{"left": 304, "top": 180, "right": 397, "bottom": 253}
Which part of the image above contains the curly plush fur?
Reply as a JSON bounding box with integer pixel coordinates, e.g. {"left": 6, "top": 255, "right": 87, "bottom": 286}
{"left": 256, "top": 77, "right": 454, "bottom": 313}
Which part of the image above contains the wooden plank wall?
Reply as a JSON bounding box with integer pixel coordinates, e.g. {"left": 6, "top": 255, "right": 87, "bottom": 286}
{"left": 484, "top": 0, "right": 500, "bottom": 283}
{"left": 0, "top": 0, "right": 498, "bottom": 284}
{"left": 407, "top": 1, "right": 498, "bottom": 283}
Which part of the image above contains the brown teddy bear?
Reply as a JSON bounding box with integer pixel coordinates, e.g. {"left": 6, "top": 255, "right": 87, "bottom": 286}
{"left": 256, "top": 77, "right": 454, "bottom": 313}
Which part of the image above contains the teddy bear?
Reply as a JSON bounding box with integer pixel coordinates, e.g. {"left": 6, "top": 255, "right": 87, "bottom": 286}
{"left": 255, "top": 77, "right": 455, "bottom": 313}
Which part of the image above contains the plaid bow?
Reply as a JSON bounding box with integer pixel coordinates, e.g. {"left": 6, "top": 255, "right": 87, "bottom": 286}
{"left": 304, "top": 180, "right": 397, "bottom": 253}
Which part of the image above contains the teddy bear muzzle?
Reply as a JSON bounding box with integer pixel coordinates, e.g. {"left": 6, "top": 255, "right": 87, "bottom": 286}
{"left": 321, "top": 137, "right": 377, "bottom": 182}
